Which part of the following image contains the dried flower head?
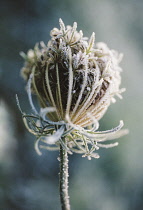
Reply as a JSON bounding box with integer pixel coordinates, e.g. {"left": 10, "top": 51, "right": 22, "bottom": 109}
{"left": 18, "top": 19, "right": 128, "bottom": 159}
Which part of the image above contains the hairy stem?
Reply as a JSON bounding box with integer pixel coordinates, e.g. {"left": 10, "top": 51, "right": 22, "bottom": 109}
{"left": 59, "top": 138, "right": 70, "bottom": 210}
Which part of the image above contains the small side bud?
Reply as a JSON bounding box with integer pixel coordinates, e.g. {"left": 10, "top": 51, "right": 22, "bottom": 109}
{"left": 59, "top": 18, "right": 66, "bottom": 33}
{"left": 20, "top": 51, "right": 27, "bottom": 59}
{"left": 72, "top": 22, "right": 77, "bottom": 31}
{"left": 87, "top": 32, "right": 95, "bottom": 53}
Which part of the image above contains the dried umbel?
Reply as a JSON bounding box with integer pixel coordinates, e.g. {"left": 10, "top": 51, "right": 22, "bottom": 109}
{"left": 19, "top": 19, "right": 128, "bottom": 159}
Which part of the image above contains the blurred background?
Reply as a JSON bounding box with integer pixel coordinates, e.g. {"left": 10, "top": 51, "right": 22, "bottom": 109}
{"left": 0, "top": 0, "right": 143, "bottom": 209}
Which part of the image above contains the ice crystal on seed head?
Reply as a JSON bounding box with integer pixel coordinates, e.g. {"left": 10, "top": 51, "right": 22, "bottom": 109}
{"left": 19, "top": 19, "right": 128, "bottom": 159}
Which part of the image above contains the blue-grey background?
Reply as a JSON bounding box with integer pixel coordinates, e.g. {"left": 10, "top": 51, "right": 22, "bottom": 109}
{"left": 0, "top": 0, "right": 143, "bottom": 209}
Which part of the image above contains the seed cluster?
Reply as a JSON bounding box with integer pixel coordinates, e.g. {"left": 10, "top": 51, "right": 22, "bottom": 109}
{"left": 21, "top": 19, "right": 124, "bottom": 126}
{"left": 19, "top": 19, "right": 128, "bottom": 159}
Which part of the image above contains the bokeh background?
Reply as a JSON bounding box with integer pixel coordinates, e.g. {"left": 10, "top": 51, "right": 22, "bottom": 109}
{"left": 0, "top": 0, "right": 143, "bottom": 209}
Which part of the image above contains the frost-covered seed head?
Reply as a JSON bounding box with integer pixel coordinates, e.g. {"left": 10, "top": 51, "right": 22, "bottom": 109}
{"left": 19, "top": 19, "right": 128, "bottom": 159}
{"left": 21, "top": 19, "right": 124, "bottom": 127}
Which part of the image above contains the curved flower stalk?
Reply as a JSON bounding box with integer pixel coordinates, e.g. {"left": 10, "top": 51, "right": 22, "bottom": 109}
{"left": 19, "top": 19, "right": 128, "bottom": 210}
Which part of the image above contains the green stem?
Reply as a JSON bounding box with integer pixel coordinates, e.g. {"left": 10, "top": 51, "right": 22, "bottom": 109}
{"left": 59, "top": 138, "right": 70, "bottom": 210}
